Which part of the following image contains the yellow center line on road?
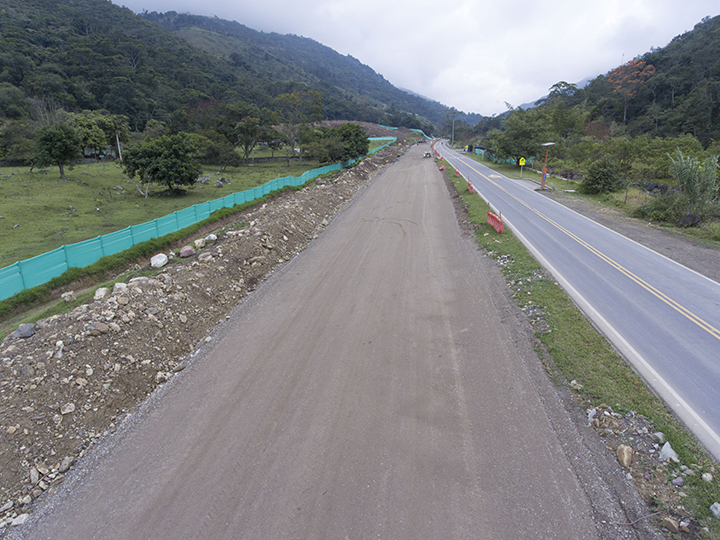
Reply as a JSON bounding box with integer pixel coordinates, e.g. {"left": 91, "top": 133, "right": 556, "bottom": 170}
{"left": 449, "top": 153, "right": 720, "bottom": 343}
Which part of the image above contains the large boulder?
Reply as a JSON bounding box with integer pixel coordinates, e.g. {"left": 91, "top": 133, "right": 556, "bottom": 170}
{"left": 679, "top": 213, "right": 701, "bottom": 227}
{"left": 151, "top": 253, "right": 169, "bottom": 268}
{"left": 12, "top": 323, "right": 35, "bottom": 339}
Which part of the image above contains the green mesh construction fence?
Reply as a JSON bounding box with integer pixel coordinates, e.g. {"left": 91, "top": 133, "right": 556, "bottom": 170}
{"left": 0, "top": 137, "right": 396, "bottom": 301}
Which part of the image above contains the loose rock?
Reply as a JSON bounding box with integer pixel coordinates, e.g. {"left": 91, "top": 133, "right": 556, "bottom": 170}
{"left": 659, "top": 441, "right": 679, "bottom": 462}
{"left": 11, "top": 323, "right": 35, "bottom": 339}
{"left": 179, "top": 246, "right": 196, "bottom": 258}
{"left": 151, "top": 253, "right": 169, "bottom": 268}
{"left": 711, "top": 502, "right": 720, "bottom": 518}
{"left": 616, "top": 444, "right": 633, "bottom": 468}
{"left": 662, "top": 516, "right": 679, "bottom": 533}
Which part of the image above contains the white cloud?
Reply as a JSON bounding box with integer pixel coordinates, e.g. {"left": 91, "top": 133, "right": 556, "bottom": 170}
{"left": 115, "top": 0, "right": 720, "bottom": 116}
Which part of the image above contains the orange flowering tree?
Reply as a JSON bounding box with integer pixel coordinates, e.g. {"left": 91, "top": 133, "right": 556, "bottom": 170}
{"left": 607, "top": 60, "right": 656, "bottom": 123}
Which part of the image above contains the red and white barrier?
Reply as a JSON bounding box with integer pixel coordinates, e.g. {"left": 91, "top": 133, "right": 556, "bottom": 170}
{"left": 487, "top": 211, "right": 504, "bottom": 234}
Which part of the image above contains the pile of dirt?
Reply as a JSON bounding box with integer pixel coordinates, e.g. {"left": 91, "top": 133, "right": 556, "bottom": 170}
{"left": 0, "top": 139, "right": 413, "bottom": 529}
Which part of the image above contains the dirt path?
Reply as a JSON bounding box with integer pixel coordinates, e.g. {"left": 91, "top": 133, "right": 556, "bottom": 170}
{"left": 10, "top": 146, "right": 657, "bottom": 539}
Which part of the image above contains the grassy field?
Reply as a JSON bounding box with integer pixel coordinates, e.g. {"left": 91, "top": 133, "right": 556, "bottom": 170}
{"left": 0, "top": 160, "right": 320, "bottom": 267}
{"left": 445, "top": 161, "right": 720, "bottom": 535}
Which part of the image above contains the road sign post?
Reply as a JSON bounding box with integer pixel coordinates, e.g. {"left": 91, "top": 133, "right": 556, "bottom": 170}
{"left": 540, "top": 143, "right": 555, "bottom": 190}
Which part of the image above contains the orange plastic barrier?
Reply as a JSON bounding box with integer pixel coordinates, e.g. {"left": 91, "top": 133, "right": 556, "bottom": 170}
{"left": 468, "top": 181, "right": 474, "bottom": 194}
{"left": 439, "top": 166, "right": 445, "bottom": 171}
{"left": 487, "top": 211, "right": 504, "bottom": 234}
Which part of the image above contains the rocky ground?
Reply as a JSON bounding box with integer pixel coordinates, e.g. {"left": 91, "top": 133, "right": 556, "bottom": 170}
{"left": 0, "top": 131, "right": 718, "bottom": 537}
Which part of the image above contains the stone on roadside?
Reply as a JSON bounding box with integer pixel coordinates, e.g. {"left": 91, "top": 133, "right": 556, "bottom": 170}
{"left": 659, "top": 441, "right": 679, "bottom": 462}
{"left": 113, "top": 282, "right": 128, "bottom": 294}
{"left": 703, "top": 472, "right": 713, "bottom": 482}
{"left": 58, "top": 456, "right": 74, "bottom": 473}
{"left": 616, "top": 444, "right": 633, "bottom": 468}
{"left": 205, "top": 233, "right": 217, "bottom": 243}
{"left": 652, "top": 432, "right": 666, "bottom": 444}
{"left": 194, "top": 238, "right": 206, "bottom": 249}
{"left": 11, "top": 323, "right": 35, "bottom": 339}
{"left": 29, "top": 467, "right": 39, "bottom": 485}
{"left": 11, "top": 514, "right": 29, "bottom": 526}
{"left": 151, "top": 253, "right": 169, "bottom": 268}
{"left": 94, "top": 287, "right": 110, "bottom": 301}
{"left": 60, "top": 403, "right": 75, "bottom": 415}
{"left": 662, "top": 517, "right": 679, "bottom": 533}
{"left": 61, "top": 291, "right": 76, "bottom": 302}
{"left": 90, "top": 322, "right": 109, "bottom": 335}
{"left": 179, "top": 246, "right": 196, "bottom": 258}
{"left": 711, "top": 502, "right": 720, "bottom": 518}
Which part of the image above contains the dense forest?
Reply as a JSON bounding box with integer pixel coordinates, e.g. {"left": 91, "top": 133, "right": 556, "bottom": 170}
{"left": 140, "top": 11, "right": 480, "bottom": 129}
{"left": 0, "top": 0, "right": 442, "bottom": 137}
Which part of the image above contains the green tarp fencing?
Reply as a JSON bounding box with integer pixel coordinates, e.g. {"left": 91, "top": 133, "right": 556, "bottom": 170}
{"left": 0, "top": 137, "right": 396, "bottom": 301}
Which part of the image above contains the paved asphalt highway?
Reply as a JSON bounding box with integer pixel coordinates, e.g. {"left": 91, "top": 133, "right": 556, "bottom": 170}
{"left": 437, "top": 141, "right": 720, "bottom": 461}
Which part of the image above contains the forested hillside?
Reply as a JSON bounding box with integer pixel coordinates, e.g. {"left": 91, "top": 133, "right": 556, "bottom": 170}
{"left": 0, "top": 0, "right": 442, "bottom": 134}
{"left": 467, "top": 15, "right": 720, "bottom": 147}
{"left": 139, "top": 11, "right": 469, "bottom": 129}
{"left": 0, "top": 0, "right": 272, "bottom": 129}
{"left": 575, "top": 15, "right": 720, "bottom": 143}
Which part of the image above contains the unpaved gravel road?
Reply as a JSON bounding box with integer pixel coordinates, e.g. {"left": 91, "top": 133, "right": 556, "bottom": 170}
{"left": 11, "top": 145, "right": 658, "bottom": 539}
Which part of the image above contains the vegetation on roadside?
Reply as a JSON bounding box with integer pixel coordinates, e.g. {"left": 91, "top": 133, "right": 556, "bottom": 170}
{"left": 444, "top": 162, "right": 720, "bottom": 535}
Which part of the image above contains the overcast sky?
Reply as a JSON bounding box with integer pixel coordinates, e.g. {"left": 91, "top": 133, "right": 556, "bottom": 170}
{"left": 112, "top": 0, "right": 720, "bottom": 117}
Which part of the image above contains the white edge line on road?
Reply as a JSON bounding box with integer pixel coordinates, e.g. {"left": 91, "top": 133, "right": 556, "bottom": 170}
{"left": 439, "top": 146, "right": 720, "bottom": 462}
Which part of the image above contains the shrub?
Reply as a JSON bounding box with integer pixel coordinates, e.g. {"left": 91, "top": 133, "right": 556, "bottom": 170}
{"left": 633, "top": 191, "right": 688, "bottom": 223}
{"left": 579, "top": 157, "right": 622, "bottom": 194}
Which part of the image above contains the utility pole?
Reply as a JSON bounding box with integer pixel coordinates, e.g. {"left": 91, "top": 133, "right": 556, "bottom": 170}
{"left": 444, "top": 107, "right": 462, "bottom": 146}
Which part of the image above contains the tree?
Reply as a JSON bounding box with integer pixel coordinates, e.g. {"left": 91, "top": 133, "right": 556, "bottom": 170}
{"left": 333, "top": 122, "right": 369, "bottom": 161}
{"left": 262, "top": 128, "right": 286, "bottom": 158}
{"left": 579, "top": 157, "right": 622, "bottom": 194}
{"left": 668, "top": 149, "right": 718, "bottom": 216}
{"left": 0, "top": 120, "right": 36, "bottom": 166}
{"left": 493, "top": 109, "right": 552, "bottom": 164}
{"left": 34, "top": 123, "right": 82, "bottom": 178}
{"left": 273, "top": 90, "right": 323, "bottom": 164}
{"left": 607, "top": 60, "right": 656, "bottom": 123}
{"left": 72, "top": 112, "right": 107, "bottom": 159}
{"left": 122, "top": 133, "right": 202, "bottom": 200}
